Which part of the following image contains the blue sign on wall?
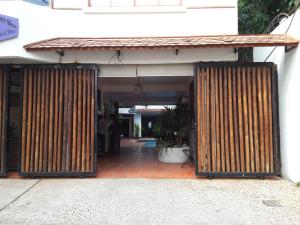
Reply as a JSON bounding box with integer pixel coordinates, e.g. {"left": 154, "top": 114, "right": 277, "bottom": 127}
{"left": 0, "top": 14, "right": 19, "bottom": 41}
{"left": 23, "top": 0, "right": 49, "bottom": 6}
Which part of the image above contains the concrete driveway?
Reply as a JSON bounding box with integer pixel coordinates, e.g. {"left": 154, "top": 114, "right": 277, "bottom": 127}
{"left": 0, "top": 178, "right": 299, "bottom": 225}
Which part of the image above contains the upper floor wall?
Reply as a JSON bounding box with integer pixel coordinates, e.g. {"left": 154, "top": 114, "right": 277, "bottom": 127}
{"left": 51, "top": 0, "right": 236, "bottom": 10}
{"left": 0, "top": 0, "right": 238, "bottom": 62}
{"left": 1, "top": 0, "right": 238, "bottom": 36}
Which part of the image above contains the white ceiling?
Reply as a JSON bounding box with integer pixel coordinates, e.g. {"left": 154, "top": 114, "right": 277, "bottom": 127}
{"left": 99, "top": 76, "right": 193, "bottom": 85}
{"left": 100, "top": 76, "right": 193, "bottom": 107}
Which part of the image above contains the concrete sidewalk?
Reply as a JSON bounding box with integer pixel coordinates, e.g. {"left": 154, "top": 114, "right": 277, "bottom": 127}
{"left": 0, "top": 178, "right": 299, "bottom": 225}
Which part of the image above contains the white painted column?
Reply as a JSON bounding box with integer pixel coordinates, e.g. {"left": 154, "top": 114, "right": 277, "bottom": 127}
{"left": 134, "top": 112, "right": 142, "bottom": 138}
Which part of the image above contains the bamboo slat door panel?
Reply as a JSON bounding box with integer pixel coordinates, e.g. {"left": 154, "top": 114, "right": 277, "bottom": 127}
{"left": 0, "top": 67, "right": 8, "bottom": 176}
{"left": 195, "top": 63, "right": 280, "bottom": 177}
{"left": 20, "top": 66, "right": 98, "bottom": 176}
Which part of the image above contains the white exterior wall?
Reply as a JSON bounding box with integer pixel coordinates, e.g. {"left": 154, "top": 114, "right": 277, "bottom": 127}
{"left": 59, "top": 48, "right": 236, "bottom": 65}
{"left": 133, "top": 112, "right": 142, "bottom": 137}
{"left": 53, "top": 0, "right": 236, "bottom": 9}
{"left": 0, "top": 0, "right": 238, "bottom": 64}
{"left": 254, "top": 10, "right": 300, "bottom": 183}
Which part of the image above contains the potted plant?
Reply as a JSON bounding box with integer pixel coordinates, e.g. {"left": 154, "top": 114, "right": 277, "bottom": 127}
{"left": 153, "top": 104, "right": 191, "bottom": 163}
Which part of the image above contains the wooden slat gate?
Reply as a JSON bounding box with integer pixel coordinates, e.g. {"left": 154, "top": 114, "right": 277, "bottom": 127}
{"left": 0, "top": 66, "right": 8, "bottom": 176}
{"left": 20, "top": 65, "right": 98, "bottom": 177}
{"left": 195, "top": 62, "right": 280, "bottom": 177}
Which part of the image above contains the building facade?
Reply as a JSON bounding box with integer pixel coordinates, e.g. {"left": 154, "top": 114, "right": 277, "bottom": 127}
{"left": 0, "top": 0, "right": 298, "bottom": 178}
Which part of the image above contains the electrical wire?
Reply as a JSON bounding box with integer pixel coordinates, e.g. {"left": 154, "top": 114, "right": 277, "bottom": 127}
{"left": 108, "top": 51, "right": 124, "bottom": 64}
{"left": 108, "top": 51, "right": 118, "bottom": 64}
{"left": 263, "top": 3, "right": 299, "bottom": 62}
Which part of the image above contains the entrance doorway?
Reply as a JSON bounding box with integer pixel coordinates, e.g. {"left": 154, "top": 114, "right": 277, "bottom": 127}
{"left": 1, "top": 62, "right": 281, "bottom": 178}
{"left": 97, "top": 75, "right": 196, "bottom": 178}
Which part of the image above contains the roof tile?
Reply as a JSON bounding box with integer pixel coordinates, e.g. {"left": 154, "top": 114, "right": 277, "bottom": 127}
{"left": 24, "top": 34, "right": 299, "bottom": 51}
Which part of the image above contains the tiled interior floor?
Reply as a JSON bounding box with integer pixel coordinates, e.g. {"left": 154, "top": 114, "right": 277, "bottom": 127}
{"left": 97, "top": 138, "right": 196, "bottom": 179}
{"left": 4, "top": 171, "right": 20, "bottom": 179}
{"left": 3, "top": 138, "right": 196, "bottom": 179}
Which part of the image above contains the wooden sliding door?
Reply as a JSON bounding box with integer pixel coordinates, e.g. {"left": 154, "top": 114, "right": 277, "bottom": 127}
{"left": 195, "top": 62, "right": 280, "bottom": 177}
{"left": 20, "top": 65, "right": 98, "bottom": 176}
{"left": 0, "top": 67, "right": 8, "bottom": 176}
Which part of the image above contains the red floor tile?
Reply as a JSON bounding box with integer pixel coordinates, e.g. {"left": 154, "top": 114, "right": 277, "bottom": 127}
{"left": 97, "top": 138, "right": 196, "bottom": 179}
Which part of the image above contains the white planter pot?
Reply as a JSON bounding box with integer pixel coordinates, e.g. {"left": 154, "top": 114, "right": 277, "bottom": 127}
{"left": 158, "top": 146, "right": 189, "bottom": 163}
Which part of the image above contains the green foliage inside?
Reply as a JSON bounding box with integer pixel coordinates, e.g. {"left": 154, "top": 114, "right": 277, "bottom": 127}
{"left": 296, "top": 182, "right": 300, "bottom": 187}
{"left": 153, "top": 104, "right": 190, "bottom": 148}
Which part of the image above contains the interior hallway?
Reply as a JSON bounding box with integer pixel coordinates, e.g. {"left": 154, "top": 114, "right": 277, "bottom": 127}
{"left": 97, "top": 138, "right": 196, "bottom": 179}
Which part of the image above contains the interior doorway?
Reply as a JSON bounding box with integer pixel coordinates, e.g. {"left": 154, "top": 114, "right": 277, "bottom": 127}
{"left": 141, "top": 115, "right": 156, "bottom": 138}
{"left": 120, "top": 115, "right": 133, "bottom": 138}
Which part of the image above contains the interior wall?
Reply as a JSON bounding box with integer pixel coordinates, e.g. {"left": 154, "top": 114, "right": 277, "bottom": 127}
{"left": 254, "top": 10, "right": 300, "bottom": 182}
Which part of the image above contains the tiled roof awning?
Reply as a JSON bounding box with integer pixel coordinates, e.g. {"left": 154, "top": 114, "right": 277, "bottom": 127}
{"left": 24, "top": 34, "right": 299, "bottom": 51}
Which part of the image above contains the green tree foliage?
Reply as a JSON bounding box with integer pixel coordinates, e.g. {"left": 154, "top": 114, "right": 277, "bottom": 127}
{"left": 238, "top": 0, "right": 299, "bottom": 61}
{"left": 239, "top": 0, "right": 299, "bottom": 34}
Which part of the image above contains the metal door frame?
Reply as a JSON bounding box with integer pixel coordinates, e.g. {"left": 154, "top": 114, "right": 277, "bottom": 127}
{"left": 0, "top": 66, "right": 9, "bottom": 177}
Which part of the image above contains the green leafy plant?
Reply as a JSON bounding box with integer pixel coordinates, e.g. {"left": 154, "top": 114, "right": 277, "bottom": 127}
{"left": 153, "top": 104, "right": 190, "bottom": 150}
{"left": 239, "top": 0, "right": 299, "bottom": 34}
{"left": 296, "top": 182, "right": 300, "bottom": 187}
{"left": 238, "top": 0, "right": 300, "bottom": 61}
{"left": 134, "top": 123, "right": 140, "bottom": 138}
